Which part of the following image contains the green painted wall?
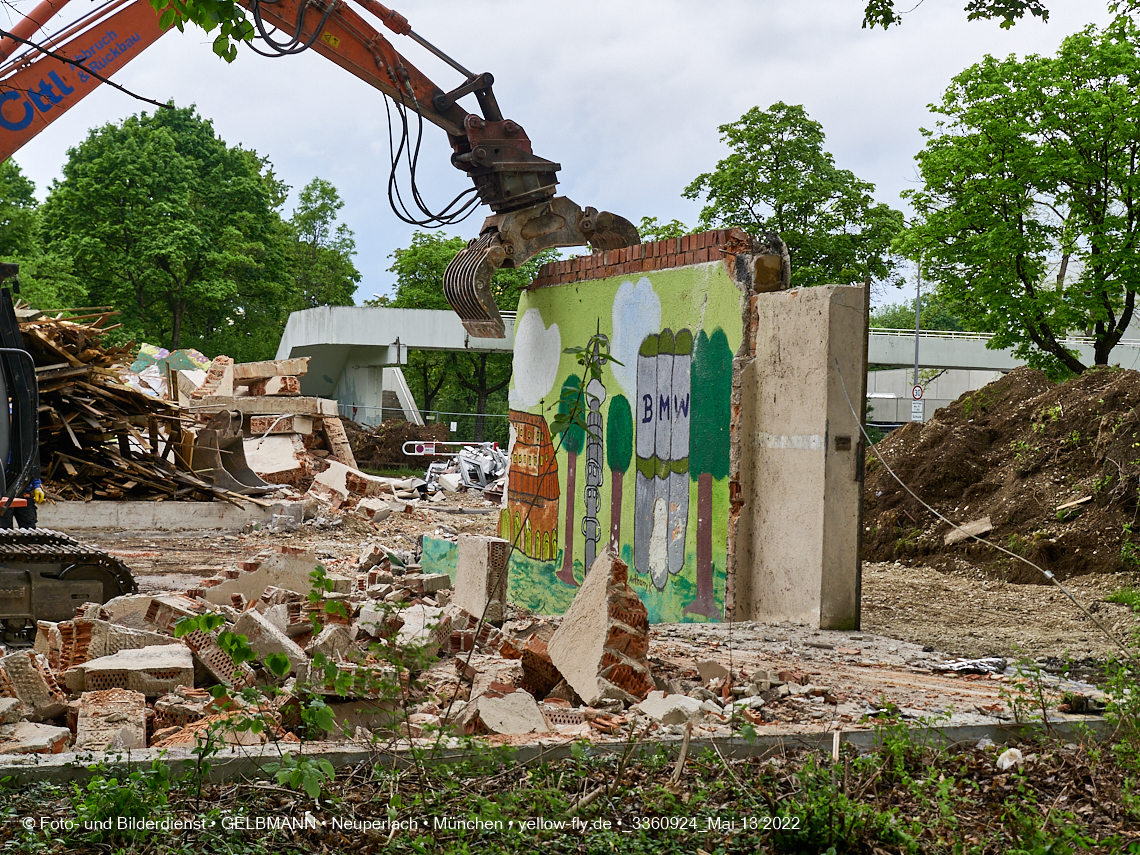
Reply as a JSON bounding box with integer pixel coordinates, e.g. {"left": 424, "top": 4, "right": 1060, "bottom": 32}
{"left": 501, "top": 262, "right": 744, "bottom": 623}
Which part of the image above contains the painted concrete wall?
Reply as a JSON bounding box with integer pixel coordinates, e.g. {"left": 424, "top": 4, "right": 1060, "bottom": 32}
{"left": 500, "top": 262, "right": 743, "bottom": 623}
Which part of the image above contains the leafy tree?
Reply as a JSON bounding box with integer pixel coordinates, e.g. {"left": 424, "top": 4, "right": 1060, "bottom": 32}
{"left": 902, "top": 19, "right": 1140, "bottom": 376}
{"left": 862, "top": 0, "right": 1050, "bottom": 28}
{"left": 0, "top": 160, "right": 38, "bottom": 258}
{"left": 606, "top": 394, "right": 632, "bottom": 550}
{"left": 685, "top": 328, "right": 731, "bottom": 619}
{"left": 288, "top": 177, "right": 360, "bottom": 309}
{"left": 870, "top": 295, "right": 964, "bottom": 331}
{"left": 684, "top": 103, "right": 904, "bottom": 288}
{"left": 556, "top": 374, "right": 585, "bottom": 587}
{"left": 40, "top": 105, "right": 292, "bottom": 360}
{"left": 637, "top": 216, "right": 689, "bottom": 242}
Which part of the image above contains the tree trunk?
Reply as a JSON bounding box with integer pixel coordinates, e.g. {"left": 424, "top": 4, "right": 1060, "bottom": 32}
{"left": 684, "top": 472, "right": 718, "bottom": 618}
{"left": 609, "top": 466, "right": 624, "bottom": 554}
{"left": 557, "top": 451, "right": 578, "bottom": 586}
{"left": 171, "top": 301, "right": 184, "bottom": 349}
{"left": 475, "top": 385, "right": 488, "bottom": 442}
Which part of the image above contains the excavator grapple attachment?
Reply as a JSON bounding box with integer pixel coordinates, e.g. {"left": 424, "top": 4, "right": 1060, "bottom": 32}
{"left": 444, "top": 196, "right": 641, "bottom": 338}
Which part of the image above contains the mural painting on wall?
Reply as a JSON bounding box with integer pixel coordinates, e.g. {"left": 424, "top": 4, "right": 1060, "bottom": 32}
{"left": 499, "top": 270, "right": 740, "bottom": 623}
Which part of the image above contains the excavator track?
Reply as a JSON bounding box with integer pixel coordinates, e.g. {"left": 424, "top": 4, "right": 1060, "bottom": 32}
{"left": 0, "top": 527, "right": 137, "bottom": 604}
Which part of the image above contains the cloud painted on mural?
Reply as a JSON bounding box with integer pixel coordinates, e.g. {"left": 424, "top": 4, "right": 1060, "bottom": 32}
{"left": 611, "top": 278, "right": 662, "bottom": 399}
{"left": 510, "top": 309, "right": 562, "bottom": 408}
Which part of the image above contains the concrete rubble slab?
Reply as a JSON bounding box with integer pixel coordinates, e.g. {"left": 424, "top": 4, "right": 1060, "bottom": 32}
{"left": 66, "top": 644, "right": 194, "bottom": 697}
{"left": 395, "top": 605, "right": 451, "bottom": 659}
{"left": 0, "top": 721, "right": 71, "bottom": 755}
{"left": 99, "top": 595, "right": 158, "bottom": 630}
{"left": 234, "top": 357, "right": 310, "bottom": 382}
{"left": 153, "top": 687, "right": 213, "bottom": 731}
{"left": 190, "top": 356, "right": 234, "bottom": 399}
{"left": 40, "top": 501, "right": 290, "bottom": 532}
{"left": 548, "top": 550, "right": 654, "bottom": 707}
{"left": 354, "top": 498, "right": 394, "bottom": 522}
{"left": 74, "top": 688, "right": 147, "bottom": 751}
{"left": 36, "top": 619, "right": 180, "bottom": 673}
{"left": 308, "top": 461, "right": 404, "bottom": 508}
{"left": 306, "top": 625, "right": 353, "bottom": 661}
{"left": 199, "top": 546, "right": 321, "bottom": 606}
{"left": 470, "top": 659, "right": 525, "bottom": 701}
{"left": 464, "top": 689, "right": 549, "bottom": 736}
{"left": 633, "top": 691, "right": 704, "bottom": 725}
{"left": 243, "top": 435, "right": 307, "bottom": 487}
{"left": 454, "top": 535, "right": 509, "bottom": 624}
{"left": 0, "top": 697, "right": 24, "bottom": 724}
{"left": 0, "top": 652, "right": 68, "bottom": 721}
{"left": 322, "top": 417, "right": 358, "bottom": 469}
{"left": 190, "top": 396, "right": 339, "bottom": 417}
{"left": 233, "top": 609, "right": 307, "bottom": 675}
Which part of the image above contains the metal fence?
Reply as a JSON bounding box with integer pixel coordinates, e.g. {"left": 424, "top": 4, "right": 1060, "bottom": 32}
{"left": 339, "top": 404, "right": 510, "bottom": 444}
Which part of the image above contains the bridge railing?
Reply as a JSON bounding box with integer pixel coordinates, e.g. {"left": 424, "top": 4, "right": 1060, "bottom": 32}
{"left": 870, "top": 328, "right": 1140, "bottom": 349}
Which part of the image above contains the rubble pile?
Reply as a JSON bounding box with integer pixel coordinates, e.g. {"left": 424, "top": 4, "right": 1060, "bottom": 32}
{"left": 21, "top": 311, "right": 240, "bottom": 502}
{"left": 342, "top": 419, "right": 450, "bottom": 472}
{"left": 0, "top": 540, "right": 842, "bottom": 757}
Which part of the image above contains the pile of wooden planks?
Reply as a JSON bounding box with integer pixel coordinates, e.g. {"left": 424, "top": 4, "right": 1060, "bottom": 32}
{"left": 24, "top": 311, "right": 267, "bottom": 504}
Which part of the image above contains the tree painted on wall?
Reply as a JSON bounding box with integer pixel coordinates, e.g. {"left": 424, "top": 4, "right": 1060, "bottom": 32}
{"left": 606, "top": 393, "right": 633, "bottom": 552}
{"left": 556, "top": 374, "right": 585, "bottom": 586}
{"left": 685, "top": 328, "right": 732, "bottom": 618}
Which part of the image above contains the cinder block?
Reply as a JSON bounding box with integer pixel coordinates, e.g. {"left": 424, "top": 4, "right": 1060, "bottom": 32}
{"left": 75, "top": 688, "right": 147, "bottom": 751}
{"left": 234, "top": 609, "right": 307, "bottom": 675}
{"left": 454, "top": 535, "right": 508, "bottom": 624}
{"left": 70, "top": 644, "right": 195, "bottom": 697}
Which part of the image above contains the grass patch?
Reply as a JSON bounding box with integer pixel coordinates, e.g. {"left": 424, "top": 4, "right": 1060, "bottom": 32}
{"left": 1106, "top": 585, "right": 1140, "bottom": 612}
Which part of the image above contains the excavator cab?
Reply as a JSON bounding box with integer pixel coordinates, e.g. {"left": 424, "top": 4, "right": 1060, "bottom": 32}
{"left": 0, "top": 265, "right": 136, "bottom": 644}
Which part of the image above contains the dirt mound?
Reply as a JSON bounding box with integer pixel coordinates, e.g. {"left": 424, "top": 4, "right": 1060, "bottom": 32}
{"left": 343, "top": 419, "right": 450, "bottom": 471}
{"left": 864, "top": 366, "right": 1140, "bottom": 582}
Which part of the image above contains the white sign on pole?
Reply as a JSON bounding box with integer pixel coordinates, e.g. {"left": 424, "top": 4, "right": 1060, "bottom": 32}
{"left": 911, "top": 401, "right": 924, "bottom": 422}
{"left": 911, "top": 385, "right": 924, "bottom": 401}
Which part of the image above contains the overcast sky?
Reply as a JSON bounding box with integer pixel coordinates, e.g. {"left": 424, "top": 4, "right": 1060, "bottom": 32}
{"left": 1, "top": 0, "right": 1118, "bottom": 305}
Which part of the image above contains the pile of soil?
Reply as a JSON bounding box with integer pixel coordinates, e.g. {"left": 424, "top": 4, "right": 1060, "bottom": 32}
{"left": 863, "top": 366, "right": 1140, "bottom": 582}
{"left": 342, "top": 418, "right": 450, "bottom": 471}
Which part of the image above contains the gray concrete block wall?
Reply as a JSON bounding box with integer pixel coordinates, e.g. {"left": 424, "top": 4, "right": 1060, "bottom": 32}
{"left": 733, "top": 285, "right": 864, "bottom": 629}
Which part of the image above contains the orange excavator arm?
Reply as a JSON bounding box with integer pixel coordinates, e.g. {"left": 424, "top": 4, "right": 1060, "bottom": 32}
{"left": 0, "top": 0, "right": 639, "bottom": 337}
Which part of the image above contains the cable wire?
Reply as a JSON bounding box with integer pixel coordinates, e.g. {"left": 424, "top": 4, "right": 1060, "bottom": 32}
{"left": 834, "top": 357, "right": 1136, "bottom": 663}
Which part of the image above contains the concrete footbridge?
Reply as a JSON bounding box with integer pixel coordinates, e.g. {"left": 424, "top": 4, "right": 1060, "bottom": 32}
{"left": 275, "top": 307, "right": 1140, "bottom": 424}
{"left": 868, "top": 328, "right": 1140, "bottom": 371}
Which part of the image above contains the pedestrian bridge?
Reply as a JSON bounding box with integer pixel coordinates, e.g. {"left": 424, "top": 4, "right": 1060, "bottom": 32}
{"left": 274, "top": 307, "right": 1140, "bottom": 424}
{"left": 869, "top": 328, "right": 1140, "bottom": 371}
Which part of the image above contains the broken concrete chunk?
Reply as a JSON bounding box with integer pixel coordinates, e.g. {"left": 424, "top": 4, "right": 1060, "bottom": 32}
{"left": 547, "top": 550, "right": 654, "bottom": 707}
{"left": 454, "top": 535, "right": 509, "bottom": 624}
{"left": 470, "top": 660, "right": 525, "bottom": 702}
{"left": 243, "top": 435, "right": 308, "bottom": 487}
{"left": 0, "top": 721, "right": 71, "bottom": 754}
{"left": 306, "top": 624, "right": 354, "bottom": 661}
{"left": 635, "top": 691, "right": 704, "bottom": 725}
{"left": 0, "top": 697, "right": 23, "bottom": 725}
{"left": 75, "top": 688, "right": 147, "bottom": 751}
{"left": 0, "top": 652, "right": 67, "bottom": 721}
{"left": 355, "top": 498, "right": 394, "bottom": 523}
{"left": 695, "top": 660, "right": 729, "bottom": 684}
{"left": 464, "top": 689, "right": 549, "bottom": 735}
{"left": 99, "top": 595, "right": 157, "bottom": 630}
{"left": 233, "top": 609, "right": 307, "bottom": 675}
{"left": 191, "top": 355, "right": 235, "bottom": 399}
{"left": 248, "top": 414, "right": 313, "bottom": 435}
{"left": 69, "top": 644, "right": 195, "bottom": 697}
{"left": 201, "top": 547, "right": 320, "bottom": 607}
{"left": 395, "top": 605, "right": 451, "bottom": 659}
{"left": 233, "top": 356, "right": 310, "bottom": 382}
{"left": 405, "top": 573, "right": 452, "bottom": 596}
{"left": 153, "top": 687, "right": 213, "bottom": 731}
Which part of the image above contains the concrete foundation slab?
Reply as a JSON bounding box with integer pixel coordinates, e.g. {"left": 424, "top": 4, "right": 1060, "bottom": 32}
{"left": 40, "top": 501, "right": 291, "bottom": 532}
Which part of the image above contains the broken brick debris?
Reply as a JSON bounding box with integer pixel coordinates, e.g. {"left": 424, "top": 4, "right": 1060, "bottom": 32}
{"left": 548, "top": 550, "right": 653, "bottom": 706}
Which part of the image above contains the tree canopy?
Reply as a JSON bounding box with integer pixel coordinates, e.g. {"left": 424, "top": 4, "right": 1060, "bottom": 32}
{"left": 288, "top": 177, "right": 360, "bottom": 309}
{"left": 41, "top": 105, "right": 291, "bottom": 361}
{"left": 683, "top": 103, "right": 904, "bottom": 288}
{"left": 902, "top": 19, "right": 1140, "bottom": 375}
{"left": 870, "top": 296, "right": 964, "bottom": 332}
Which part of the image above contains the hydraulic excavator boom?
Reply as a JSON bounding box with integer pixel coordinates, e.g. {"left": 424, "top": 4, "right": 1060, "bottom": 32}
{"left": 0, "top": 0, "right": 640, "bottom": 337}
